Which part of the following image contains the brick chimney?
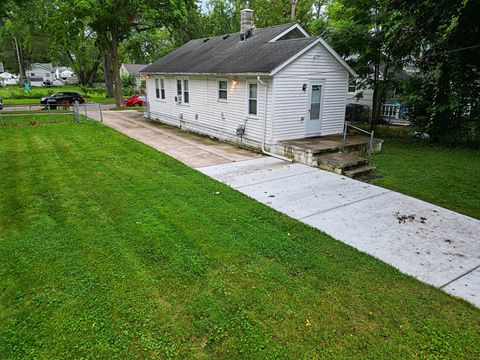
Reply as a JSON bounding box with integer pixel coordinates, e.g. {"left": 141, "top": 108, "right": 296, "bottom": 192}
{"left": 240, "top": 9, "right": 254, "bottom": 40}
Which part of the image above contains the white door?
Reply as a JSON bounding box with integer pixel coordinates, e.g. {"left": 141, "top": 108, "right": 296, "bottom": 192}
{"left": 306, "top": 82, "right": 323, "bottom": 136}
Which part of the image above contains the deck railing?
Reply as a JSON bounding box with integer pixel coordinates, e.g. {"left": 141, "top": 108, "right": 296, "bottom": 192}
{"left": 342, "top": 121, "right": 375, "bottom": 160}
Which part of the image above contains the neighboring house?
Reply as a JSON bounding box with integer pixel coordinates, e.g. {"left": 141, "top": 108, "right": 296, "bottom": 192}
{"left": 26, "top": 63, "right": 56, "bottom": 86}
{"left": 141, "top": 9, "right": 356, "bottom": 153}
{"left": 0, "top": 72, "right": 19, "bottom": 86}
{"left": 346, "top": 64, "right": 417, "bottom": 123}
{"left": 55, "top": 66, "right": 78, "bottom": 85}
{"left": 55, "top": 66, "right": 74, "bottom": 81}
{"left": 120, "top": 64, "right": 148, "bottom": 89}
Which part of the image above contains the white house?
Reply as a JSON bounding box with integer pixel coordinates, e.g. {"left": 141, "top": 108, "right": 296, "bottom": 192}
{"left": 0, "top": 71, "right": 19, "bottom": 86}
{"left": 26, "top": 63, "right": 56, "bottom": 86}
{"left": 141, "top": 9, "right": 356, "bottom": 155}
{"left": 55, "top": 66, "right": 74, "bottom": 81}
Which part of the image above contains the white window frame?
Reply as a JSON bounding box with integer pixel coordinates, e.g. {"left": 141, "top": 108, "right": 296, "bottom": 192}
{"left": 160, "top": 78, "right": 165, "bottom": 100}
{"left": 217, "top": 79, "right": 228, "bottom": 101}
{"left": 155, "top": 78, "right": 160, "bottom": 99}
{"left": 348, "top": 78, "right": 356, "bottom": 95}
{"left": 175, "top": 77, "right": 190, "bottom": 104}
{"left": 155, "top": 77, "right": 166, "bottom": 100}
{"left": 246, "top": 80, "right": 258, "bottom": 117}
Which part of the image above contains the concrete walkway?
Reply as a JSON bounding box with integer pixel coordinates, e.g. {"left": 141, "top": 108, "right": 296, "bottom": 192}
{"left": 100, "top": 111, "right": 480, "bottom": 307}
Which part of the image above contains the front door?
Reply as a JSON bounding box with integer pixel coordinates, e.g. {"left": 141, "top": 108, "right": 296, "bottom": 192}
{"left": 306, "top": 82, "right": 323, "bottom": 136}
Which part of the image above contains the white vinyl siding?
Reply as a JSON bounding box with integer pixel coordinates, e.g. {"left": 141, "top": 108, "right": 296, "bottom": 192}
{"left": 272, "top": 42, "right": 349, "bottom": 141}
{"left": 146, "top": 76, "right": 273, "bottom": 147}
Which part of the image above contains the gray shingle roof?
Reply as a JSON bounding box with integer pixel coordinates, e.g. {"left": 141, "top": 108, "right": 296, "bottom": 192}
{"left": 123, "top": 64, "right": 148, "bottom": 77}
{"left": 141, "top": 23, "right": 318, "bottom": 74}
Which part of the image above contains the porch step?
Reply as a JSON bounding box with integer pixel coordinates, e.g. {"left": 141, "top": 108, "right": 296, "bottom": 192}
{"left": 343, "top": 165, "right": 376, "bottom": 178}
{"left": 316, "top": 152, "right": 367, "bottom": 173}
{"left": 316, "top": 152, "right": 375, "bottom": 178}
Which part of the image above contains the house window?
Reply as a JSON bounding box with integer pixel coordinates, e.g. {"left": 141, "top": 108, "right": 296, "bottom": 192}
{"left": 46, "top": 73, "right": 50, "bottom": 78}
{"left": 177, "top": 79, "right": 182, "bottom": 102}
{"left": 160, "top": 78, "right": 165, "bottom": 99}
{"left": 218, "top": 80, "right": 228, "bottom": 100}
{"left": 155, "top": 79, "right": 160, "bottom": 98}
{"left": 247, "top": 82, "right": 257, "bottom": 116}
{"left": 348, "top": 79, "right": 356, "bottom": 94}
{"left": 183, "top": 79, "right": 189, "bottom": 103}
{"left": 176, "top": 78, "right": 190, "bottom": 103}
{"left": 31, "top": 73, "right": 35, "bottom": 76}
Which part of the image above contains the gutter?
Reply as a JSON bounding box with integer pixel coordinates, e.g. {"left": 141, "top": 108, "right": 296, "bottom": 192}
{"left": 257, "top": 76, "right": 292, "bottom": 162}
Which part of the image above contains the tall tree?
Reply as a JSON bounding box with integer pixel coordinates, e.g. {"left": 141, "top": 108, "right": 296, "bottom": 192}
{"left": 390, "top": 0, "right": 480, "bottom": 145}
{"left": 324, "top": 0, "right": 403, "bottom": 131}
{"left": 75, "top": 0, "right": 195, "bottom": 106}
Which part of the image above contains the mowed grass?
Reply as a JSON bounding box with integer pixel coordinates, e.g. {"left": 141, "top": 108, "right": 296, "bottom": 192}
{"left": 0, "top": 119, "right": 479, "bottom": 358}
{"left": 369, "top": 135, "right": 480, "bottom": 219}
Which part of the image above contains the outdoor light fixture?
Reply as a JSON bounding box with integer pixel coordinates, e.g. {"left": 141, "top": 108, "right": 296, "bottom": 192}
{"left": 302, "top": 83, "right": 307, "bottom": 92}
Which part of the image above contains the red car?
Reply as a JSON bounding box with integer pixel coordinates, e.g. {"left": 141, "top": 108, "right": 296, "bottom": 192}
{"left": 124, "top": 94, "right": 146, "bottom": 107}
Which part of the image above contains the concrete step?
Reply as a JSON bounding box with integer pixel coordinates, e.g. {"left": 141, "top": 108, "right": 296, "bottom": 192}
{"left": 344, "top": 165, "right": 376, "bottom": 178}
{"left": 316, "top": 152, "right": 368, "bottom": 174}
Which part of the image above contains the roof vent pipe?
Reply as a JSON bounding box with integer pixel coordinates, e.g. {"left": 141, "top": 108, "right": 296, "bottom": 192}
{"left": 240, "top": 9, "right": 254, "bottom": 40}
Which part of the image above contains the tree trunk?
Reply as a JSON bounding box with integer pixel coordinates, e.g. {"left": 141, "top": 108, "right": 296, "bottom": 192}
{"left": 87, "top": 57, "right": 101, "bottom": 86}
{"left": 110, "top": 34, "right": 123, "bottom": 106}
{"left": 103, "top": 51, "right": 114, "bottom": 98}
{"left": 291, "top": 0, "right": 298, "bottom": 22}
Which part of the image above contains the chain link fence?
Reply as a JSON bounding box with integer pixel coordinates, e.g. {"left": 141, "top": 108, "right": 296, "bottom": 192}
{"left": 0, "top": 103, "right": 104, "bottom": 126}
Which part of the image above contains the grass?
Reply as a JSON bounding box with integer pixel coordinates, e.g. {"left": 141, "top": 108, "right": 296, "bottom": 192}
{"left": 369, "top": 126, "right": 480, "bottom": 219}
{"left": 1, "top": 117, "right": 479, "bottom": 358}
{"left": 0, "top": 85, "right": 114, "bottom": 105}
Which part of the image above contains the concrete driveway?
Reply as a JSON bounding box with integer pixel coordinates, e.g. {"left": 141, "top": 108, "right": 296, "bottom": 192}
{"left": 99, "top": 110, "right": 260, "bottom": 167}
{"left": 100, "top": 111, "right": 480, "bottom": 307}
{"left": 200, "top": 157, "right": 480, "bottom": 307}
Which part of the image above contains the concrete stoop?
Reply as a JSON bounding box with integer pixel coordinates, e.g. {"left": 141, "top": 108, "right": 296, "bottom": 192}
{"left": 276, "top": 135, "right": 381, "bottom": 178}
{"left": 316, "top": 152, "right": 376, "bottom": 178}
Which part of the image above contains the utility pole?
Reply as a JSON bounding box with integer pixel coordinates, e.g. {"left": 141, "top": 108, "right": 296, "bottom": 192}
{"left": 13, "top": 37, "right": 24, "bottom": 83}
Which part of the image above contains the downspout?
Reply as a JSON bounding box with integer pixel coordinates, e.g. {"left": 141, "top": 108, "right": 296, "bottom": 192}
{"left": 257, "top": 76, "right": 292, "bottom": 162}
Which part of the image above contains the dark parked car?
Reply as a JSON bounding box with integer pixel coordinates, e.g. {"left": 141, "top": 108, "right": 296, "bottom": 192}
{"left": 40, "top": 92, "right": 85, "bottom": 106}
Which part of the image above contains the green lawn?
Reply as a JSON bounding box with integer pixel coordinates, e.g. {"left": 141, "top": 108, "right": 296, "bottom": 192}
{"left": 0, "top": 85, "right": 114, "bottom": 105}
{"left": 1, "top": 118, "right": 479, "bottom": 358}
{"left": 369, "top": 133, "right": 480, "bottom": 219}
